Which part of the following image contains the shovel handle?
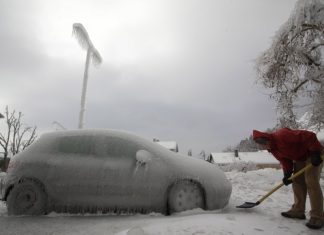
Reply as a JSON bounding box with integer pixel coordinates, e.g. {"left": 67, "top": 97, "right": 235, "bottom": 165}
{"left": 257, "top": 160, "right": 319, "bottom": 204}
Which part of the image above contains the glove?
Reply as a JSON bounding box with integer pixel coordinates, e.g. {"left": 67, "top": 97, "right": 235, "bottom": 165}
{"left": 310, "top": 152, "right": 323, "bottom": 167}
{"left": 282, "top": 171, "right": 293, "bottom": 186}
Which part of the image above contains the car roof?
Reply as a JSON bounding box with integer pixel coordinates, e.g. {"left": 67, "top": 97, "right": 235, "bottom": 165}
{"left": 42, "top": 129, "right": 139, "bottom": 138}
{"left": 39, "top": 129, "right": 175, "bottom": 156}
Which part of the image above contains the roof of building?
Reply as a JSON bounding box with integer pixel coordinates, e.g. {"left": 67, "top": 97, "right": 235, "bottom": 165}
{"left": 210, "top": 151, "right": 279, "bottom": 164}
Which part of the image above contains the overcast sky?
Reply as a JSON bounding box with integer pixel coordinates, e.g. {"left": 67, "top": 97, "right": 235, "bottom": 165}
{"left": 0, "top": 0, "right": 298, "bottom": 154}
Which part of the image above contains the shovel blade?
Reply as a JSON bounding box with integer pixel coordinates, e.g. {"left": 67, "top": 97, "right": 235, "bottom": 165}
{"left": 236, "top": 201, "right": 260, "bottom": 209}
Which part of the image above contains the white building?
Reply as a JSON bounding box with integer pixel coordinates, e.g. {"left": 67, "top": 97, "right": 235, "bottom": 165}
{"left": 209, "top": 151, "right": 280, "bottom": 172}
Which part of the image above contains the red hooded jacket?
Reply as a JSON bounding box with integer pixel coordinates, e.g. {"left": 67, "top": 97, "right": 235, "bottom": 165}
{"left": 253, "top": 128, "right": 323, "bottom": 172}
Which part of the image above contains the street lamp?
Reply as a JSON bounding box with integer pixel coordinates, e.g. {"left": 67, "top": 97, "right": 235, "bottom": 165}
{"left": 0, "top": 113, "right": 4, "bottom": 119}
{"left": 72, "top": 23, "right": 102, "bottom": 129}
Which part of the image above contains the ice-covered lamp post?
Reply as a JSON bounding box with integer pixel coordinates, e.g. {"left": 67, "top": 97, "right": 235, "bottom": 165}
{"left": 72, "top": 23, "right": 102, "bottom": 129}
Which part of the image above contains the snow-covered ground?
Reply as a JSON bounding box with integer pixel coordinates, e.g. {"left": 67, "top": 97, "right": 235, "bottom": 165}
{"left": 0, "top": 168, "right": 323, "bottom": 235}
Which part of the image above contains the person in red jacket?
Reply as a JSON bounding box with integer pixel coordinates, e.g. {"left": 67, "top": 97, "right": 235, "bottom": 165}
{"left": 253, "top": 128, "right": 324, "bottom": 230}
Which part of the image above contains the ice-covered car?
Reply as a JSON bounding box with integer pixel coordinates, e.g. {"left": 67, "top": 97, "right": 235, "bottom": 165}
{"left": 1, "top": 129, "right": 232, "bottom": 215}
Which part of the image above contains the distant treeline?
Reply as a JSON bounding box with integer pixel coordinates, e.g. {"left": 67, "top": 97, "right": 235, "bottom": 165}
{"left": 223, "top": 128, "right": 275, "bottom": 152}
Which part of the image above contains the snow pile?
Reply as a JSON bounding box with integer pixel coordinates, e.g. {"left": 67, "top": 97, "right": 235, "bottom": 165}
{"left": 219, "top": 161, "right": 258, "bottom": 172}
{"left": 117, "top": 168, "right": 324, "bottom": 235}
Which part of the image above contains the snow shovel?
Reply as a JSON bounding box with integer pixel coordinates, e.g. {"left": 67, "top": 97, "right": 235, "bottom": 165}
{"left": 236, "top": 162, "right": 315, "bottom": 209}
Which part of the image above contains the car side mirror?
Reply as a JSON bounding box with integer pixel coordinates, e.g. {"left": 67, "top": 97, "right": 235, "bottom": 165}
{"left": 135, "top": 150, "right": 152, "bottom": 166}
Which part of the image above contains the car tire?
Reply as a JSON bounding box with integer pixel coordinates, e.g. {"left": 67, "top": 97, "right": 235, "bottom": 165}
{"left": 168, "top": 180, "right": 205, "bottom": 214}
{"left": 7, "top": 179, "right": 47, "bottom": 215}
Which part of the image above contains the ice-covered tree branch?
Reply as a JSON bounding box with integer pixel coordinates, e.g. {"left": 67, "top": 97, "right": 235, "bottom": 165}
{"left": 256, "top": 0, "right": 324, "bottom": 129}
{"left": 0, "top": 106, "right": 37, "bottom": 171}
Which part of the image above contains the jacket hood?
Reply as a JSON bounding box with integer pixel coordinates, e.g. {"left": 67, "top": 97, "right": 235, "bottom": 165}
{"left": 252, "top": 130, "right": 272, "bottom": 141}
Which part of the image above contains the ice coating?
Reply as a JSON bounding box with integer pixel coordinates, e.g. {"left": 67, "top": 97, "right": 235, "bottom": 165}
{"left": 3, "top": 129, "right": 232, "bottom": 214}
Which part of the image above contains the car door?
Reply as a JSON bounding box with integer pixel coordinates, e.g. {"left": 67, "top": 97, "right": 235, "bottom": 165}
{"left": 95, "top": 136, "right": 139, "bottom": 209}
{"left": 131, "top": 147, "right": 171, "bottom": 211}
{"left": 96, "top": 136, "right": 170, "bottom": 211}
{"left": 46, "top": 135, "right": 102, "bottom": 207}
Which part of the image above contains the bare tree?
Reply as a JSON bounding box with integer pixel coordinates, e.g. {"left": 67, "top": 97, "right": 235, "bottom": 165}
{"left": 309, "top": 84, "right": 324, "bottom": 130}
{"left": 256, "top": 0, "right": 324, "bottom": 128}
{"left": 199, "top": 150, "right": 206, "bottom": 159}
{"left": 0, "top": 106, "right": 37, "bottom": 171}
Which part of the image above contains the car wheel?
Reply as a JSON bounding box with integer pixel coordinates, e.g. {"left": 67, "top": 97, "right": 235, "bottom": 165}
{"left": 168, "top": 180, "right": 205, "bottom": 214}
{"left": 7, "top": 179, "right": 47, "bottom": 215}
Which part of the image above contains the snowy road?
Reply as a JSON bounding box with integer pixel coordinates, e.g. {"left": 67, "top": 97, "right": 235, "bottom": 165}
{"left": 0, "top": 168, "right": 323, "bottom": 235}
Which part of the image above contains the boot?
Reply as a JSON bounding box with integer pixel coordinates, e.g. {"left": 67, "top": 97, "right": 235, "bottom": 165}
{"left": 306, "top": 217, "right": 324, "bottom": 230}
{"left": 281, "top": 210, "right": 306, "bottom": 220}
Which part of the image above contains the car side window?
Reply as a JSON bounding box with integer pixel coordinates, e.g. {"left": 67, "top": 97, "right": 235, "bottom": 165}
{"left": 104, "top": 137, "right": 138, "bottom": 159}
{"left": 56, "top": 136, "right": 96, "bottom": 155}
